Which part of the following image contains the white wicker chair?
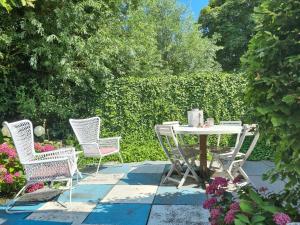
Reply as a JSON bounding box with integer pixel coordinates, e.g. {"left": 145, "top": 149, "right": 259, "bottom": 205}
{"left": 69, "top": 117, "right": 122, "bottom": 173}
{"left": 155, "top": 124, "right": 199, "bottom": 188}
{"left": 209, "top": 120, "right": 242, "bottom": 169}
{"left": 4, "top": 120, "right": 78, "bottom": 213}
{"left": 212, "top": 124, "right": 260, "bottom": 185}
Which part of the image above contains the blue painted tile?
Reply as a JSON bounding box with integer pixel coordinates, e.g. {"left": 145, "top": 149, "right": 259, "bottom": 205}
{"left": 118, "top": 173, "right": 162, "bottom": 185}
{"left": 84, "top": 203, "right": 151, "bottom": 225}
{"left": 153, "top": 186, "right": 206, "bottom": 205}
{"left": 129, "top": 164, "right": 166, "bottom": 174}
{"left": 1, "top": 219, "right": 72, "bottom": 225}
{"left": 98, "top": 165, "right": 134, "bottom": 174}
{"left": 57, "top": 184, "right": 113, "bottom": 203}
{"left": 0, "top": 210, "right": 30, "bottom": 220}
{"left": 0, "top": 202, "right": 45, "bottom": 213}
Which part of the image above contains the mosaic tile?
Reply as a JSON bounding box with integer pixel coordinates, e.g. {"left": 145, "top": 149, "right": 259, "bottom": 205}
{"left": 147, "top": 205, "right": 209, "bottom": 225}
{"left": 79, "top": 173, "right": 124, "bottom": 185}
{"left": 57, "top": 184, "right": 113, "bottom": 203}
{"left": 83, "top": 203, "right": 151, "bottom": 225}
{"left": 1, "top": 219, "right": 71, "bottom": 225}
{"left": 118, "top": 173, "right": 162, "bottom": 185}
{"left": 101, "top": 185, "right": 157, "bottom": 204}
{"left": 153, "top": 186, "right": 206, "bottom": 205}
{"left": 27, "top": 202, "right": 96, "bottom": 225}
{"left": 129, "top": 164, "right": 166, "bottom": 174}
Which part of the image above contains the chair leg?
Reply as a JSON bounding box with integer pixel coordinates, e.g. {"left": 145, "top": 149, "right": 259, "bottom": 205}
{"left": 178, "top": 168, "right": 190, "bottom": 188}
{"left": 118, "top": 152, "right": 123, "bottom": 164}
{"left": 162, "top": 164, "right": 175, "bottom": 185}
{"left": 69, "top": 178, "right": 72, "bottom": 203}
{"left": 5, "top": 184, "right": 28, "bottom": 214}
{"left": 96, "top": 156, "right": 102, "bottom": 173}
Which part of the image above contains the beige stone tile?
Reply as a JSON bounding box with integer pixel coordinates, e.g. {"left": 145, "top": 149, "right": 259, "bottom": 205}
{"left": 101, "top": 185, "right": 158, "bottom": 204}
{"left": 26, "top": 202, "right": 96, "bottom": 225}
{"left": 79, "top": 173, "right": 124, "bottom": 185}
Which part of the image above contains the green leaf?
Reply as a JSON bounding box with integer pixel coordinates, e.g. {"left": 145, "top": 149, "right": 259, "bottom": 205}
{"left": 256, "top": 106, "right": 272, "bottom": 115}
{"left": 234, "top": 218, "right": 247, "bottom": 225}
{"left": 251, "top": 215, "right": 266, "bottom": 223}
{"left": 249, "top": 189, "right": 263, "bottom": 205}
{"left": 236, "top": 214, "right": 250, "bottom": 224}
{"left": 282, "top": 94, "right": 297, "bottom": 105}
{"left": 262, "top": 202, "right": 279, "bottom": 213}
{"left": 240, "top": 200, "right": 255, "bottom": 214}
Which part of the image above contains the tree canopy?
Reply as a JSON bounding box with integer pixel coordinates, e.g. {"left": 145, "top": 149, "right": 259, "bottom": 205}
{"left": 199, "top": 0, "right": 261, "bottom": 71}
{"left": 0, "top": 0, "right": 220, "bottom": 133}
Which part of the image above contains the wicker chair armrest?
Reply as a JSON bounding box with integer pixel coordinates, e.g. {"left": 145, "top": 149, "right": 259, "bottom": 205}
{"left": 24, "top": 157, "right": 69, "bottom": 165}
{"left": 97, "top": 137, "right": 121, "bottom": 148}
{"left": 34, "top": 147, "right": 76, "bottom": 161}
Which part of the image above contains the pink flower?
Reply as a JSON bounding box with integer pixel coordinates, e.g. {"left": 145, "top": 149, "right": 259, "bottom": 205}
{"left": 224, "top": 209, "right": 237, "bottom": 224}
{"left": 26, "top": 182, "right": 44, "bottom": 193}
{"left": 203, "top": 197, "right": 217, "bottom": 209}
{"left": 215, "top": 187, "right": 225, "bottom": 196}
{"left": 210, "top": 219, "right": 218, "bottom": 225}
{"left": 273, "top": 212, "right": 291, "bottom": 225}
{"left": 206, "top": 183, "right": 217, "bottom": 194}
{"left": 0, "top": 143, "right": 17, "bottom": 158}
{"left": 34, "top": 143, "right": 43, "bottom": 151}
{"left": 210, "top": 208, "right": 221, "bottom": 220}
{"left": 14, "top": 172, "right": 20, "bottom": 177}
{"left": 42, "top": 144, "right": 55, "bottom": 152}
{"left": 230, "top": 202, "right": 240, "bottom": 211}
{"left": 212, "top": 177, "right": 228, "bottom": 187}
{"left": 4, "top": 173, "right": 14, "bottom": 184}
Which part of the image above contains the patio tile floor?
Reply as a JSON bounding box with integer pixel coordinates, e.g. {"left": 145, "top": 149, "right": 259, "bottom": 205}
{"left": 0, "top": 160, "right": 283, "bottom": 225}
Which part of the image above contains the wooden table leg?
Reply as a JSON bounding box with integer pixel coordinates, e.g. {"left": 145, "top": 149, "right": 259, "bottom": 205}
{"left": 199, "top": 135, "right": 208, "bottom": 176}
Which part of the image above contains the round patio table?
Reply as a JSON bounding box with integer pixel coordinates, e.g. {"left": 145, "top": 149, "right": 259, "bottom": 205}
{"left": 174, "top": 125, "right": 243, "bottom": 177}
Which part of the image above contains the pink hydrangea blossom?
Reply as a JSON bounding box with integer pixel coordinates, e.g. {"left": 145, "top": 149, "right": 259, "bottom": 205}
{"left": 34, "top": 143, "right": 55, "bottom": 152}
{"left": 212, "top": 177, "right": 228, "bottom": 187}
{"left": 0, "top": 143, "right": 17, "bottom": 158}
{"left": 224, "top": 209, "right": 237, "bottom": 224}
{"left": 206, "top": 183, "right": 217, "bottom": 194}
{"left": 215, "top": 187, "right": 225, "bottom": 196}
{"left": 230, "top": 202, "right": 240, "bottom": 211}
{"left": 4, "top": 173, "right": 14, "bottom": 184}
{"left": 210, "top": 208, "right": 221, "bottom": 220}
{"left": 26, "top": 182, "right": 44, "bottom": 193}
{"left": 42, "top": 144, "right": 55, "bottom": 152}
{"left": 203, "top": 197, "right": 217, "bottom": 209}
{"left": 14, "top": 172, "right": 20, "bottom": 177}
{"left": 273, "top": 212, "right": 291, "bottom": 225}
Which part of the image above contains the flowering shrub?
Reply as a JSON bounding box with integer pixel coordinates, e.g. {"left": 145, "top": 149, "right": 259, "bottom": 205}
{"left": 0, "top": 142, "right": 25, "bottom": 196}
{"left": 0, "top": 140, "right": 56, "bottom": 196}
{"left": 203, "top": 177, "right": 296, "bottom": 224}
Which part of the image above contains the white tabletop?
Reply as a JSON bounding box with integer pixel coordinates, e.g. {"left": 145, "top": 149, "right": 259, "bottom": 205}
{"left": 174, "top": 125, "right": 242, "bottom": 135}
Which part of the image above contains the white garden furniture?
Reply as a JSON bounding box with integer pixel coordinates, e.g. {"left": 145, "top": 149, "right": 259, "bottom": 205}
{"left": 155, "top": 124, "right": 199, "bottom": 188}
{"left": 210, "top": 124, "right": 260, "bottom": 185}
{"left": 4, "top": 120, "right": 78, "bottom": 213}
{"left": 174, "top": 125, "right": 243, "bottom": 176}
{"left": 209, "top": 120, "right": 242, "bottom": 169}
{"left": 69, "top": 117, "right": 123, "bottom": 173}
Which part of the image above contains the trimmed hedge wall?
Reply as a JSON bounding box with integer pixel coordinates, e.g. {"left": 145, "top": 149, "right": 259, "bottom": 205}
{"left": 94, "top": 72, "right": 272, "bottom": 162}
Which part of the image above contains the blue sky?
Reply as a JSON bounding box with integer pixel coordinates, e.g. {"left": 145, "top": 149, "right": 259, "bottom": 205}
{"left": 178, "top": 0, "right": 209, "bottom": 20}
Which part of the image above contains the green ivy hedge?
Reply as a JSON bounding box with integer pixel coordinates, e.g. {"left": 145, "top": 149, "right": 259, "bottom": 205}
{"left": 94, "top": 72, "right": 272, "bottom": 162}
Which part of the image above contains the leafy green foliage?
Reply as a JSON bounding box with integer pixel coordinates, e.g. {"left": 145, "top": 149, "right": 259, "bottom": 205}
{"left": 242, "top": 0, "right": 300, "bottom": 211}
{"left": 0, "top": 0, "right": 34, "bottom": 12}
{"left": 94, "top": 72, "right": 271, "bottom": 162}
{"left": 0, "top": 0, "right": 220, "bottom": 137}
{"left": 199, "top": 0, "right": 261, "bottom": 71}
